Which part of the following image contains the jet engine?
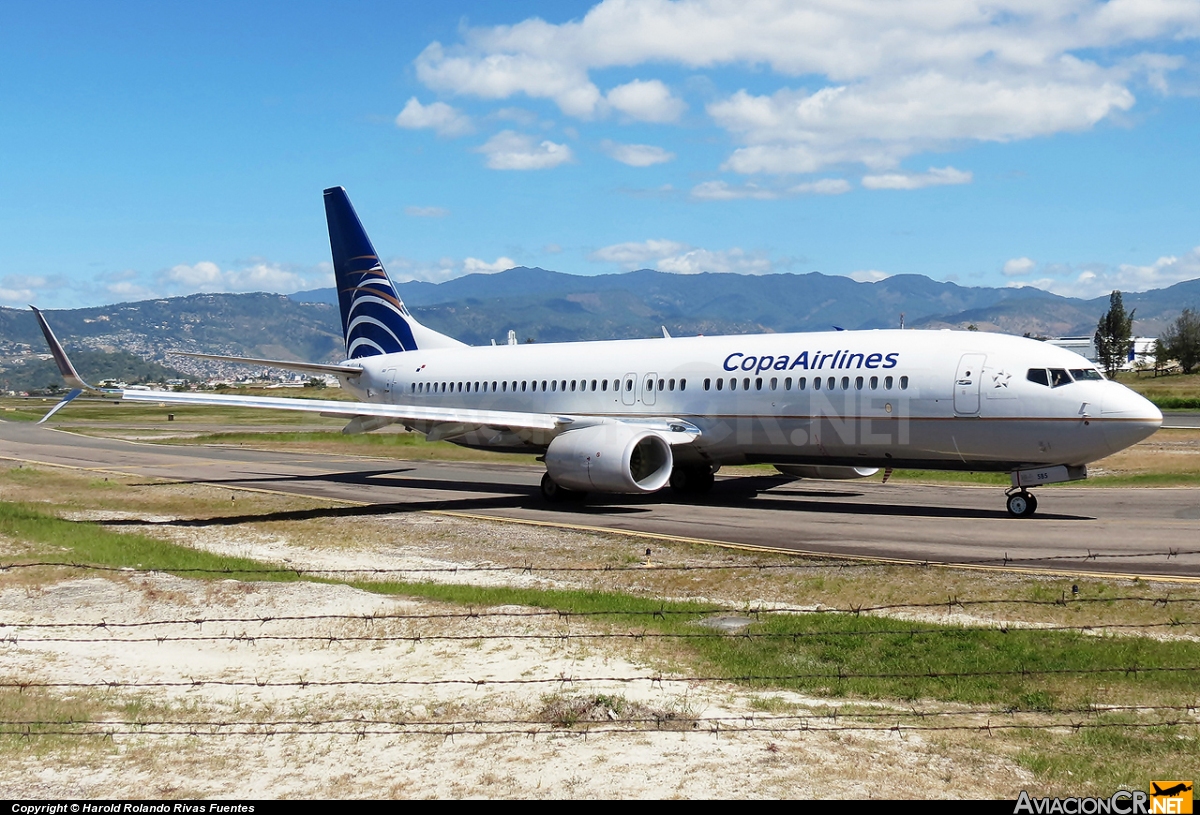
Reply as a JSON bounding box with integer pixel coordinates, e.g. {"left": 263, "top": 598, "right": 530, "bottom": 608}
{"left": 775, "top": 465, "right": 879, "bottom": 480}
{"left": 545, "top": 423, "right": 673, "bottom": 493}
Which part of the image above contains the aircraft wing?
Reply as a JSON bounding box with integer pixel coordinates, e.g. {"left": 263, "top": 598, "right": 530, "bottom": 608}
{"left": 30, "top": 306, "right": 700, "bottom": 445}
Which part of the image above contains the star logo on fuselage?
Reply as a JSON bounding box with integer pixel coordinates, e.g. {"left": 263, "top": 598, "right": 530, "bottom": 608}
{"left": 991, "top": 370, "right": 1012, "bottom": 388}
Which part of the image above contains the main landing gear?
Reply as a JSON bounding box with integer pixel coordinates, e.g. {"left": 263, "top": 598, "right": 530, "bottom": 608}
{"left": 540, "top": 472, "right": 586, "bottom": 503}
{"left": 669, "top": 464, "right": 715, "bottom": 496}
{"left": 1005, "top": 488, "right": 1038, "bottom": 518}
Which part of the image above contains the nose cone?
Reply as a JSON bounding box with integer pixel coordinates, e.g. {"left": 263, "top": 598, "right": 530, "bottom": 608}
{"left": 1100, "top": 384, "right": 1162, "bottom": 454}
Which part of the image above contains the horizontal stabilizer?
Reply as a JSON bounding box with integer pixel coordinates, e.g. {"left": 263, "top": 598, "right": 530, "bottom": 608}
{"left": 169, "top": 351, "right": 363, "bottom": 377}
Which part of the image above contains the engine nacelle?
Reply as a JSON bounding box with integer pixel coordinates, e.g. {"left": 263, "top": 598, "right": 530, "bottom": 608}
{"left": 775, "top": 465, "right": 879, "bottom": 480}
{"left": 545, "top": 424, "right": 673, "bottom": 494}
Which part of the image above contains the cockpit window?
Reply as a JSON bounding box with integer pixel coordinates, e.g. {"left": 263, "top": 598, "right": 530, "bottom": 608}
{"left": 1049, "top": 368, "right": 1072, "bottom": 388}
{"left": 1070, "top": 368, "right": 1104, "bottom": 381}
{"left": 1026, "top": 368, "right": 1049, "bottom": 386}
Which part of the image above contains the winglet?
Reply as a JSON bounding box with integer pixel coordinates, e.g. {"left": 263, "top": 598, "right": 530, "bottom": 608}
{"left": 29, "top": 306, "right": 93, "bottom": 390}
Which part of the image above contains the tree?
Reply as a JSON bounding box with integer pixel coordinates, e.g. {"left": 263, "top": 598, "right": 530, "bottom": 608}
{"left": 1094, "top": 290, "right": 1134, "bottom": 377}
{"left": 1161, "top": 308, "right": 1200, "bottom": 374}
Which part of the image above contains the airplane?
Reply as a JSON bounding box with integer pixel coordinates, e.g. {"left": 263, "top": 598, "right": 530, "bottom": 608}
{"left": 1152, "top": 783, "right": 1193, "bottom": 798}
{"left": 30, "top": 186, "right": 1163, "bottom": 518}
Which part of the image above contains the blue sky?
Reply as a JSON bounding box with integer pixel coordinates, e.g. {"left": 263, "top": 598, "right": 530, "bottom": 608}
{"left": 2, "top": 0, "right": 1199, "bottom": 308}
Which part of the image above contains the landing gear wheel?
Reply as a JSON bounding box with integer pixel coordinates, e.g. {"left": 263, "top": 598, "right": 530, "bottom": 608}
{"left": 1006, "top": 490, "right": 1038, "bottom": 518}
{"left": 670, "top": 465, "right": 715, "bottom": 495}
{"left": 541, "top": 472, "right": 585, "bottom": 503}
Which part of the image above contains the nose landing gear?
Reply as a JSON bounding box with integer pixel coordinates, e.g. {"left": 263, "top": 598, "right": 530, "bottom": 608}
{"left": 1005, "top": 488, "right": 1038, "bottom": 518}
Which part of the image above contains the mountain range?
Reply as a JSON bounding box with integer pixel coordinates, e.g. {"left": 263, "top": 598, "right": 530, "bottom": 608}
{"left": 2, "top": 269, "right": 1197, "bottom": 386}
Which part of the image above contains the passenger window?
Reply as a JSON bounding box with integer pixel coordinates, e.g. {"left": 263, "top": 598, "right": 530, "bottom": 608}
{"left": 704, "top": 378, "right": 711, "bottom": 391}
{"left": 827, "top": 377, "right": 835, "bottom": 391}
{"left": 645, "top": 377, "right": 653, "bottom": 392}
{"left": 884, "top": 376, "right": 893, "bottom": 389}
{"left": 411, "top": 383, "right": 416, "bottom": 393}
{"left": 784, "top": 377, "right": 792, "bottom": 390}
{"left": 716, "top": 378, "right": 723, "bottom": 391}
{"left": 492, "top": 381, "right": 497, "bottom": 391}
{"left": 770, "top": 377, "right": 777, "bottom": 390}
{"left": 561, "top": 380, "right": 566, "bottom": 391}
{"left": 841, "top": 376, "right": 849, "bottom": 390}
{"left": 870, "top": 376, "right": 878, "bottom": 390}
{"left": 625, "top": 379, "right": 633, "bottom": 391}
{"left": 900, "top": 376, "right": 909, "bottom": 390}
{"left": 658, "top": 378, "right": 665, "bottom": 390}
{"left": 814, "top": 377, "right": 821, "bottom": 390}
{"left": 591, "top": 380, "right": 597, "bottom": 391}
{"left": 855, "top": 376, "right": 863, "bottom": 390}
{"left": 1049, "top": 369, "right": 1072, "bottom": 388}
{"left": 669, "top": 379, "right": 675, "bottom": 391}
{"left": 522, "top": 381, "right": 527, "bottom": 392}
{"left": 730, "top": 378, "right": 737, "bottom": 391}
{"left": 542, "top": 380, "right": 549, "bottom": 391}
{"left": 755, "top": 377, "right": 763, "bottom": 390}
{"left": 551, "top": 380, "right": 557, "bottom": 392}
{"left": 743, "top": 377, "right": 750, "bottom": 390}
{"left": 614, "top": 379, "right": 621, "bottom": 391}
{"left": 679, "top": 379, "right": 686, "bottom": 391}
{"left": 798, "top": 377, "right": 806, "bottom": 390}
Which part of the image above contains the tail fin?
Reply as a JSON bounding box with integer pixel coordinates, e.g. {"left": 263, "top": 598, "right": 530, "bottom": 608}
{"left": 323, "top": 187, "right": 462, "bottom": 358}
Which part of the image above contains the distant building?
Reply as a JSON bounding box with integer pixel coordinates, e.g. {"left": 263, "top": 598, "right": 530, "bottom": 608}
{"left": 1046, "top": 336, "right": 1157, "bottom": 370}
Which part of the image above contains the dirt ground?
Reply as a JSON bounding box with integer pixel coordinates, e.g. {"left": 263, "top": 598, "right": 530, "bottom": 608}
{"left": 0, "top": 504, "right": 1040, "bottom": 799}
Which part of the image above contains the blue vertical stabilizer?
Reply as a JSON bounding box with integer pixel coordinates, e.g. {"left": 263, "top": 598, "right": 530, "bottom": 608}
{"left": 324, "top": 187, "right": 462, "bottom": 358}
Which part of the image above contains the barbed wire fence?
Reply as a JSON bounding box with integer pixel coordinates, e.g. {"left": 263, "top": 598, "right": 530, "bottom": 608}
{"left": 4, "top": 552, "right": 1200, "bottom": 741}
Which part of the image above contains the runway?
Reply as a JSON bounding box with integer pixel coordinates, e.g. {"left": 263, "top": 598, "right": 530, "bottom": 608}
{"left": 2, "top": 420, "right": 1198, "bottom": 580}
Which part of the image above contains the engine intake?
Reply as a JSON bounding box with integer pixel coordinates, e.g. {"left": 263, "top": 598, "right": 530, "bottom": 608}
{"left": 545, "top": 424, "right": 673, "bottom": 494}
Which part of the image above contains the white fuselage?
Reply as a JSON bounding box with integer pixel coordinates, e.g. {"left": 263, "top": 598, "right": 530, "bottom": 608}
{"left": 336, "top": 329, "right": 1162, "bottom": 472}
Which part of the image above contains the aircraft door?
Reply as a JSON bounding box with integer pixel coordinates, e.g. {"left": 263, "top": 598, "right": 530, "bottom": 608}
{"left": 642, "top": 372, "right": 658, "bottom": 406}
{"left": 383, "top": 367, "right": 396, "bottom": 396}
{"left": 953, "top": 353, "right": 987, "bottom": 416}
{"left": 622, "top": 373, "right": 637, "bottom": 406}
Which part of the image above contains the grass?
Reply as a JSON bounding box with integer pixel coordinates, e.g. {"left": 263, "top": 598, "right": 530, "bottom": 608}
{"left": 0, "top": 501, "right": 304, "bottom": 583}
{"left": 4, "top": 497, "right": 1199, "bottom": 710}
{"left": 1115, "top": 370, "right": 1200, "bottom": 409}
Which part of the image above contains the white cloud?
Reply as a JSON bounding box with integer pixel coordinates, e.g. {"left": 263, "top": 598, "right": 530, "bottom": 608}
{"left": 476, "top": 130, "right": 573, "bottom": 170}
{"left": 163, "top": 261, "right": 224, "bottom": 288}
{"left": 156, "top": 261, "right": 332, "bottom": 296}
{"left": 590, "top": 239, "right": 775, "bottom": 274}
{"left": 0, "top": 274, "right": 57, "bottom": 305}
{"left": 1003, "top": 257, "right": 1036, "bottom": 276}
{"left": 417, "top": 41, "right": 602, "bottom": 118}
{"left": 690, "top": 178, "right": 850, "bottom": 200}
{"left": 657, "top": 247, "right": 774, "bottom": 275}
{"left": 690, "top": 181, "right": 780, "bottom": 201}
{"left": 861, "top": 166, "right": 973, "bottom": 190}
{"left": 601, "top": 140, "right": 675, "bottom": 167}
{"left": 791, "top": 178, "right": 852, "bottom": 195}
{"left": 605, "top": 79, "right": 686, "bottom": 123}
{"left": 395, "top": 97, "right": 473, "bottom": 137}
{"left": 462, "top": 256, "right": 517, "bottom": 273}
{"left": 1028, "top": 247, "right": 1200, "bottom": 298}
{"left": 849, "top": 270, "right": 891, "bottom": 283}
{"left": 405, "top": 206, "right": 450, "bottom": 218}
{"left": 590, "top": 239, "right": 689, "bottom": 266}
{"left": 412, "top": 1, "right": 1197, "bottom": 175}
